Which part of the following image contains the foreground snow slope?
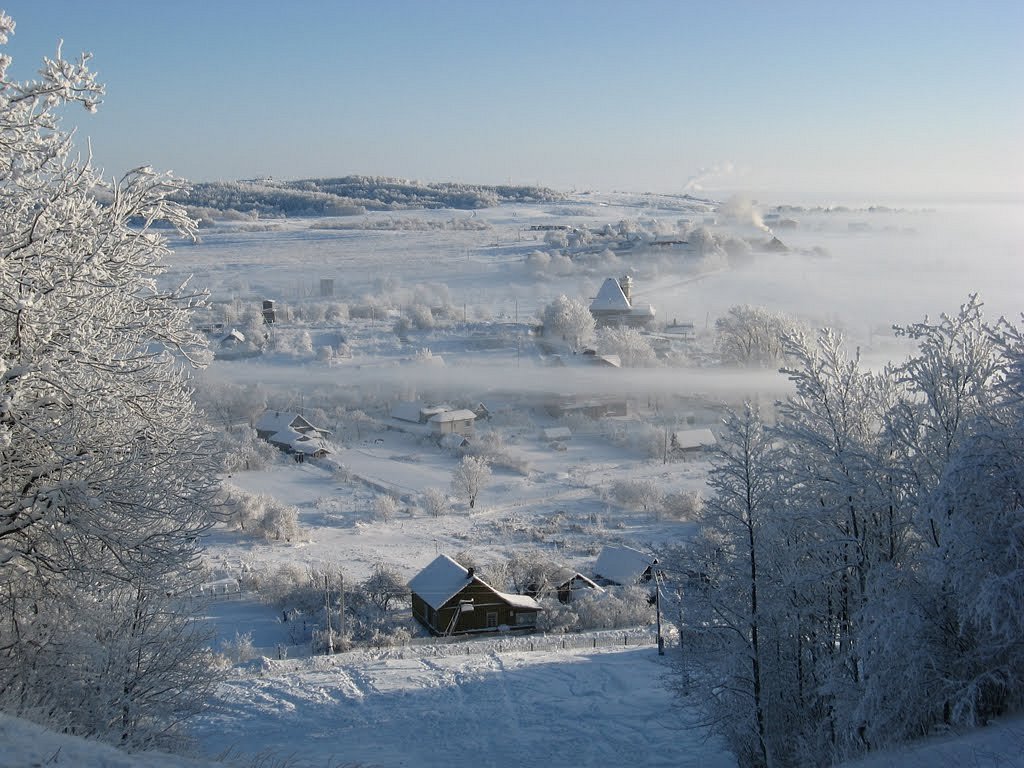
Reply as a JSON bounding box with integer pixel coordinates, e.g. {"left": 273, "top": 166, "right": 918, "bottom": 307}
{"left": 194, "top": 643, "right": 736, "bottom": 768}
{"left": 0, "top": 713, "right": 218, "bottom": 768}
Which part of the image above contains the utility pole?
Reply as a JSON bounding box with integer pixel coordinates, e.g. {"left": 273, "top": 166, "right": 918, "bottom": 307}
{"left": 324, "top": 573, "right": 332, "bottom": 655}
{"left": 339, "top": 572, "right": 345, "bottom": 641}
{"left": 655, "top": 569, "right": 664, "bottom": 655}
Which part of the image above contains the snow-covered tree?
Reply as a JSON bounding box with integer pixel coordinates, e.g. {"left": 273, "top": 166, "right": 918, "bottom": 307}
{"left": 0, "top": 16, "right": 218, "bottom": 745}
{"left": 596, "top": 326, "right": 657, "bottom": 367}
{"left": 374, "top": 494, "right": 399, "bottom": 522}
{"left": 542, "top": 294, "right": 595, "bottom": 350}
{"left": 716, "top": 305, "right": 799, "bottom": 368}
{"left": 451, "top": 455, "right": 491, "bottom": 509}
{"left": 692, "top": 404, "right": 786, "bottom": 767}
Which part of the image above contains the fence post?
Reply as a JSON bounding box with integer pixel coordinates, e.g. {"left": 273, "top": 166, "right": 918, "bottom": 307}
{"left": 624, "top": 633, "right": 628, "bottom": 646}
{"left": 593, "top": 638, "right": 597, "bottom": 648}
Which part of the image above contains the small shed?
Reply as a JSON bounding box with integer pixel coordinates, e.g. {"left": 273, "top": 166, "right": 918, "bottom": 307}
{"left": 409, "top": 555, "right": 541, "bottom": 636}
{"left": 594, "top": 545, "right": 658, "bottom": 587}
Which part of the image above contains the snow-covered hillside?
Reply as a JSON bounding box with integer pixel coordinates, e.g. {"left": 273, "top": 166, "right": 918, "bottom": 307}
{"left": 177, "top": 191, "right": 1023, "bottom": 767}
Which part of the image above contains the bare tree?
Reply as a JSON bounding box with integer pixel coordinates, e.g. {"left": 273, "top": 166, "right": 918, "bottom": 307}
{"left": 451, "top": 456, "right": 492, "bottom": 509}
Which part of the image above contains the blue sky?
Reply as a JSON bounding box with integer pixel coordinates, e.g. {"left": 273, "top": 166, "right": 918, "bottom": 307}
{"left": 4, "top": 0, "right": 1022, "bottom": 203}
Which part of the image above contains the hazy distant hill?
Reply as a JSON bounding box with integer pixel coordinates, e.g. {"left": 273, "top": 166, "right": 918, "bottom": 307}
{"left": 172, "top": 175, "right": 566, "bottom": 218}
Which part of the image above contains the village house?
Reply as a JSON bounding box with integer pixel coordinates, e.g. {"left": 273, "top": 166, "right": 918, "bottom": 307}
{"left": 390, "top": 401, "right": 477, "bottom": 438}
{"left": 593, "top": 545, "right": 658, "bottom": 587}
{"left": 428, "top": 409, "right": 477, "bottom": 437}
{"left": 409, "top": 555, "right": 541, "bottom": 636}
{"left": 589, "top": 275, "right": 656, "bottom": 328}
{"left": 254, "top": 410, "right": 333, "bottom": 458}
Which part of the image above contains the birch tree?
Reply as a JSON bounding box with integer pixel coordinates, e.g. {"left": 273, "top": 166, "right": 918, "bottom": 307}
{"left": 0, "top": 15, "right": 218, "bottom": 745}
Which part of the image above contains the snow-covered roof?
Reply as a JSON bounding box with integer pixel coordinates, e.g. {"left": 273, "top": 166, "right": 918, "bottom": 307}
{"left": 408, "top": 554, "right": 472, "bottom": 611}
{"left": 590, "top": 278, "right": 631, "bottom": 312}
{"left": 628, "top": 304, "right": 656, "bottom": 318}
{"left": 428, "top": 409, "right": 477, "bottom": 423}
{"left": 268, "top": 426, "right": 305, "bottom": 445}
{"left": 291, "top": 436, "right": 332, "bottom": 455}
{"left": 673, "top": 428, "right": 717, "bottom": 450}
{"left": 551, "top": 568, "right": 604, "bottom": 592}
{"left": 594, "top": 545, "right": 657, "bottom": 586}
{"left": 256, "top": 410, "right": 327, "bottom": 436}
{"left": 495, "top": 590, "right": 541, "bottom": 610}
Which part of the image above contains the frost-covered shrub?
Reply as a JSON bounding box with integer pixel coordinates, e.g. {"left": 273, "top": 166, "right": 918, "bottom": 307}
{"left": 220, "top": 489, "right": 303, "bottom": 542}
{"left": 574, "top": 587, "right": 656, "bottom": 630}
{"left": 393, "top": 316, "right": 412, "bottom": 339}
{"left": 408, "top": 303, "right": 435, "bottom": 330}
{"left": 421, "top": 487, "right": 451, "bottom": 517}
{"left": 662, "top": 490, "right": 704, "bottom": 521}
{"left": 608, "top": 478, "right": 665, "bottom": 514}
{"left": 217, "top": 428, "right": 281, "bottom": 472}
{"left": 219, "top": 631, "right": 258, "bottom": 664}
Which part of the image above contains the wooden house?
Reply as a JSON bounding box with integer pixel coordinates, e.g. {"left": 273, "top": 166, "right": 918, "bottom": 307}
{"left": 409, "top": 555, "right": 541, "bottom": 636}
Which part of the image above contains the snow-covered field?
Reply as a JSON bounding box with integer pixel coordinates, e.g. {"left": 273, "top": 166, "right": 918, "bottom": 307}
{"left": 175, "top": 192, "right": 1022, "bottom": 767}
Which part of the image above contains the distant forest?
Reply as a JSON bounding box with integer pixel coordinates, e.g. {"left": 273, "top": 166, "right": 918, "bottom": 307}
{"left": 172, "top": 175, "right": 566, "bottom": 218}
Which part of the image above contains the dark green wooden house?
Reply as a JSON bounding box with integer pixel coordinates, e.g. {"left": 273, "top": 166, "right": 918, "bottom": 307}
{"left": 409, "top": 554, "right": 541, "bottom": 636}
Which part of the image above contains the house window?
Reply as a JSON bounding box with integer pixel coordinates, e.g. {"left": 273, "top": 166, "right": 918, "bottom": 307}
{"left": 515, "top": 612, "right": 536, "bottom": 626}
{"left": 486, "top": 611, "right": 498, "bottom": 628}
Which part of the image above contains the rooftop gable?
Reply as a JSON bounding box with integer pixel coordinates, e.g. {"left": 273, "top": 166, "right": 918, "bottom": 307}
{"left": 408, "top": 554, "right": 472, "bottom": 611}
{"left": 590, "top": 278, "right": 632, "bottom": 312}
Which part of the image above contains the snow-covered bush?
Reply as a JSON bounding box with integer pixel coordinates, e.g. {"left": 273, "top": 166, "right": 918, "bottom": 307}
{"left": 661, "top": 490, "right": 704, "bottom": 521}
{"left": 216, "top": 427, "right": 281, "bottom": 472}
{"left": 421, "top": 487, "right": 452, "bottom": 517}
{"left": 219, "top": 631, "right": 258, "bottom": 665}
{"left": 220, "top": 489, "right": 303, "bottom": 542}
{"left": 608, "top": 478, "right": 665, "bottom": 515}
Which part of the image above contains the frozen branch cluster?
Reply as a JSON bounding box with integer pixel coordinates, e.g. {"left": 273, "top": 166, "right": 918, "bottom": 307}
{"left": 683, "top": 296, "right": 1024, "bottom": 767}
{"left": 0, "top": 18, "right": 218, "bottom": 748}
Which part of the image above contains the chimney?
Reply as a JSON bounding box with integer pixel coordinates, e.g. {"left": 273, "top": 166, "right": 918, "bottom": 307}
{"left": 619, "top": 275, "right": 633, "bottom": 304}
